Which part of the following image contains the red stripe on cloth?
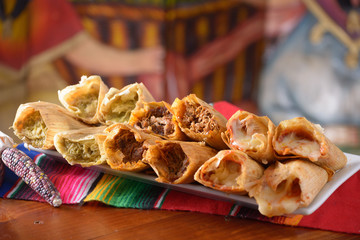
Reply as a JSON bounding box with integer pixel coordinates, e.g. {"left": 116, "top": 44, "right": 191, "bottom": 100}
{"left": 160, "top": 190, "right": 233, "bottom": 216}
{"left": 213, "top": 101, "right": 241, "bottom": 120}
{"left": 298, "top": 172, "right": 360, "bottom": 234}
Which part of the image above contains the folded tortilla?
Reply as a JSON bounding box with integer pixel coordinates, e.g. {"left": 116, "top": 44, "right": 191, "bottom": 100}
{"left": 143, "top": 140, "right": 218, "bottom": 184}
{"left": 103, "top": 123, "right": 160, "bottom": 172}
{"left": 247, "top": 160, "right": 328, "bottom": 217}
{"left": 12, "top": 101, "right": 89, "bottom": 149}
{"left": 54, "top": 126, "right": 107, "bottom": 167}
{"left": 98, "top": 82, "right": 155, "bottom": 125}
{"left": 273, "top": 117, "right": 347, "bottom": 171}
{"left": 128, "top": 101, "right": 187, "bottom": 140}
{"left": 194, "top": 150, "right": 264, "bottom": 194}
{"left": 58, "top": 75, "right": 109, "bottom": 124}
{"left": 222, "top": 110, "right": 276, "bottom": 164}
{"left": 171, "top": 94, "right": 228, "bottom": 150}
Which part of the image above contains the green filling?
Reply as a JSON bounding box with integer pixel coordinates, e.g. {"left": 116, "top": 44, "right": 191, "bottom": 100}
{"left": 74, "top": 93, "right": 98, "bottom": 118}
{"left": 107, "top": 92, "right": 138, "bottom": 123}
{"left": 64, "top": 139, "right": 100, "bottom": 163}
{"left": 22, "top": 111, "right": 47, "bottom": 148}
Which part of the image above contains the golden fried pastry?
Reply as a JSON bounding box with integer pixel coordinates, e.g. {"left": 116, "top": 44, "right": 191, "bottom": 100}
{"left": 171, "top": 94, "right": 227, "bottom": 150}
{"left": 98, "top": 82, "right": 155, "bottom": 125}
{"left": 103, "top": 123, "right": 160, "bottom": 172}
{"left": 58, "top": 75, "right": 109, "bottom": 124}
{"left": 195, "top": 150, "right": 264, "bottom": 194}
{"left": 247, "top": 160, "right": 328, "bottom": 217}
{"left": 223, "top": 110, "right": 276, "bottom": 164}
{"left": 12, "top": 101, "right": 88, "bottom": 149}
{"left": 54, "top": 126, "right": 107, "bottom": 167}
{"left": 144, "top": 140, "right": 218, "bottom": 184}
{"left": 273, "top": 117, "right": 347, "bottom": 171}
{"left": 128, "top": 101, "right": 187, "bottom": 140}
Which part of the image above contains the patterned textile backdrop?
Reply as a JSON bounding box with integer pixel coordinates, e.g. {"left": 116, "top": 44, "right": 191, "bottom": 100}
{"left": 54, "top": 0, "right": 266, "bottom": 104}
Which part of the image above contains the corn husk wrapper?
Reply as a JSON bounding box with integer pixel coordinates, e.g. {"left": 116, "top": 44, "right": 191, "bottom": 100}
{"left": 12, "top": 101, "right": 89, "bottom": 149}
{"left": 246, "top": 160, "right": 328, "bottom": 217}
{"left": 143, "top": 139, "right": 218, "bottom": 184}
{"left": 103, "top": 123, "right": 161, "bottom": 172}
{"left": 58, "top": 75, "right": 109, "bottom": 124}
{"left": 171, "top": 94, "right": 227, "bottom": 150}
{"left": 222, "top": 110, "right": 276, "bottom": 165}
{"left": 128, "top": 101, "right": 187, "bottom": 141}
{"left": 54, "top": 126, "right": 107, "bottom": 167}
{"left": 273, "top": 117, "right": 347, "bottom": 172}
{"left": 98, "top": 83, "right": 155, "bottom": 125}
{"left": 194, "top": 150, "right": 264, "bottom": 194}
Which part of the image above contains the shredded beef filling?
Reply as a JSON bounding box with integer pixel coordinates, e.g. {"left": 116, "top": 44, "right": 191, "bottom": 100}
{"left": 114, "top": 130, "right": 144, "bottom": 163}
{"left": 136, "top": 106, "right": 175, "bottom": 136}
{"left": 182, "top": 102, "right": 218, "bottom": 133}
{"left": 158, "top": 143, "right": 188, "bottom": 182}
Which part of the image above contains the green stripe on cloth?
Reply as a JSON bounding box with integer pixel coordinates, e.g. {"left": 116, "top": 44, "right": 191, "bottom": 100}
{"left": 84, "top": 174, "right": 165, "bottom": 209}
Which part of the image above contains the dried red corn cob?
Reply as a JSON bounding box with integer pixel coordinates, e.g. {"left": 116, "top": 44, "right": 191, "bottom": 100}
{"left": 1, "top": 148, "right": 62, "bottom": 207}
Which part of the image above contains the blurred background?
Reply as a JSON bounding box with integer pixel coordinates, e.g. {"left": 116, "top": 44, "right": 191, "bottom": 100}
{"left": 0, "top": 0, "right": 359, "bottom": 154}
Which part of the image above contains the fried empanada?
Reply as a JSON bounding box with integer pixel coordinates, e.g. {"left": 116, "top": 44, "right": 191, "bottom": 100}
{"left": 143, "top": 139, "right": 218, "bottom": 184}
{"left": 247, "top": 160, "right": 328, "bottom": 217}
{"left": 12, "top": 101, "right": 88, "bottom": 149}
{"left": 223, "top": 110, "right": 276, "bottom": 164}
{"left": 171, "top": 94, "right": 227, "bottom": 150}
{"left": 98, "top": 83, "right": 155, "bottom": 125}
{"left": 58, "top": 75, "right": 109, "bottom": 124}
{"left": 195, "top": 150, "right": 264, "bottom": 194}
{"left": 54, "top": 126, "right": 107, "bottom": 167}
{"left": 103, "top": 123, "right": 160, "bottom": 172}
{"left": 273, "top": 117, "right": 347, "bottom": 171}
{"left": 128, "top": 101, "right": 187, "bottom": 140}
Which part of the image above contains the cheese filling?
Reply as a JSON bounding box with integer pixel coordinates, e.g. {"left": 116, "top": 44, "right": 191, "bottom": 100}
{"left": 208, "top": 160, "right": 241, "bottom": 187}
{"left": 276, "top": 132, "right": 320, "bottom": 161}
{"left": 256, "top": 177, "right": 302, "bottom": 217}
{"left": 229, "top": 118, "right": 266, "bottom": 152}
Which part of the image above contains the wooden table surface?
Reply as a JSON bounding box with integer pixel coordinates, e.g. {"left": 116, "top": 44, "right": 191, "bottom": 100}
{"left": 0, "top": 198, "right": 358, "bottom": 240}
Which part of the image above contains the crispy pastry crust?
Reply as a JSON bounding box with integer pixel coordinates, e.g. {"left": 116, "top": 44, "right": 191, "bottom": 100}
{"left": 54, "top": 126, "right": 107, "bottom": 167}
{"left": 98, "top": 83, "right": 155, "bottom": 125}
{"left": 143, "top": 140, "right": 218, "bottom": 184}
{"left": 171, "top": 94, "right": 228, "bottom": 150}
{"left": 222, "top": 110, "right": 276, "bottom": 164}
{"left": 58, "top": 75, "right": 109, "bottom": 124}
{"left": 128, "top": 101, "right": 188, "bottom": 140}
{"left": 103, "top": 123, "right": 160, "bottom": 172}
{"left": 247, "top": 160, "right": 328, "bottom": 217}
{"left": 195, "top": 150, "right": 264, "bottom": 194}
{"left": 273, "top": 117, "right": 347, "bottom": 171}
{"left": 12, "top": 101, "right": 88, "bottom": 149}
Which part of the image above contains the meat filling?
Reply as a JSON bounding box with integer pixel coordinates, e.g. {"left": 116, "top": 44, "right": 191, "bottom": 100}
{"left": 114, "top": 130, "right": 145, "bottom": 163}
{"left": 136, "top": 106, "right": 175, "bottom": 136}
{"left": 182, "top": 102, "right": 218, "bottom": 133}
{"left": 158, "top": 143, "right": 188, "bottom": 182}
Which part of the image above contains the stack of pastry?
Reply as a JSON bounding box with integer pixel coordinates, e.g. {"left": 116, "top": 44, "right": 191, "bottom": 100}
{"left": 12, "top": 75, "right": 347, "bottom": 217}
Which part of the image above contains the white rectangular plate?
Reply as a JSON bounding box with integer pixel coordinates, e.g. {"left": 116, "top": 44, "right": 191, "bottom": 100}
{"left": 28, "top": 145, "right": 360, "bottom": 216}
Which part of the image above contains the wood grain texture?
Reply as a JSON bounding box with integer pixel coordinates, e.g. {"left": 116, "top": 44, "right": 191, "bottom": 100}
{"left": 0, "top": 198, "right": 358, "bottom": 240}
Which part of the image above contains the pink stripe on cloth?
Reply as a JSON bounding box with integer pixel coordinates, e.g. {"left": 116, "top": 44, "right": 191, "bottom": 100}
{"left": 4, "top": 153, "right": 101, "bottom": 204}
{"left": 54, "top": 164, "right": 101, "bottom": 204}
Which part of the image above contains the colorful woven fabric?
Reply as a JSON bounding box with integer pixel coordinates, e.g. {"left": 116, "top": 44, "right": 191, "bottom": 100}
{"left": 0, "top": 144, "right": 100, "bottom": 204}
